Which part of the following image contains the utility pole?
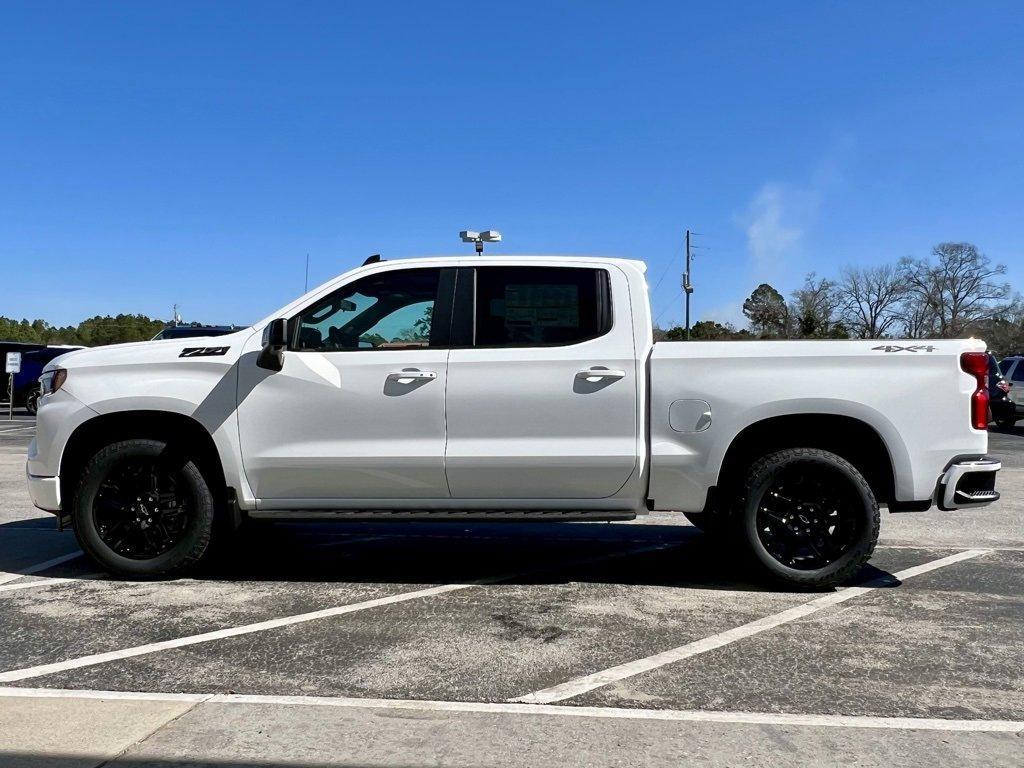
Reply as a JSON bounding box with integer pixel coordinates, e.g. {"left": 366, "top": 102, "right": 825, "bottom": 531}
{"left": 683, "top": 229, "right": 694, "bottom": 339}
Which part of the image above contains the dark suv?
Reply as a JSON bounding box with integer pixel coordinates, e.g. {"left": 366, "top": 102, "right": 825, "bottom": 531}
{"left": 13, "top": 346, "right": 83, "bottom": 415}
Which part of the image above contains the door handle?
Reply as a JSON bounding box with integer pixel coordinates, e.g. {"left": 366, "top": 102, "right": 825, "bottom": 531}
{"left": 387, "top": 370, "right": 437, "bottom": 384}
{"left": 576, "top": 368, "right": 626, "bottom": 382}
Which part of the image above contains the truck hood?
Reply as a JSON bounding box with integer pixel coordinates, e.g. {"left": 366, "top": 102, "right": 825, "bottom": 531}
{"left": 42, "top": 329, "right": 255, "bottom": 374}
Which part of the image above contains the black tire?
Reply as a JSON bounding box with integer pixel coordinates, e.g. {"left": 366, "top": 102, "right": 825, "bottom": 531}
{"left": 72, "top": 439, "right": 216, "bottom": 578}
{"left": 996, "top": 415, "right": 1017, "bottom": 429}
{"left": 734, "top": 448, "right": 879, "bottom": 589}
{"left": 25, "top": 391, "right": 39, "bottom": 416}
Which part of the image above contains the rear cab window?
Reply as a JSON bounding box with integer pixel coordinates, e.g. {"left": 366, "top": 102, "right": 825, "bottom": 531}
{"left": 472, "top": 266, "right": 611, "bottom": 347}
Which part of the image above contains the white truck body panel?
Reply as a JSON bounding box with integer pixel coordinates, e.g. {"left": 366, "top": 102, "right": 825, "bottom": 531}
{"left": 648, "top": 339, "right": 987, "bottom": 512}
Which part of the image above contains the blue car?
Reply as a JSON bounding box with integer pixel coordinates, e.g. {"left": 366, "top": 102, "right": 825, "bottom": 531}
{"left": 12, "top": 346, "right": 83, "bottom": 415}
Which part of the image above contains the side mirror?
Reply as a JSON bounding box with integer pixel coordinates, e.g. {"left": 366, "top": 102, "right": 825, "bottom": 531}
{"left": 257, "top": 318, "right": 288, "bottom": 371}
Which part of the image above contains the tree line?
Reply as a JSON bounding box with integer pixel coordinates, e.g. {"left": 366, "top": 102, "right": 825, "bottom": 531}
{"left": 659, "top": 242, "right": 1023, "bottom": 355}
{"left": 0, "top": 314, "right": 180, "bottom": 346}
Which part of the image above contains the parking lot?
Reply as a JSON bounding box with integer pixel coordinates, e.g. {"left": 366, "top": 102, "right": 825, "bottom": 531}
{"left": 1, "top": 415, "right": 1022, "bottom": 767}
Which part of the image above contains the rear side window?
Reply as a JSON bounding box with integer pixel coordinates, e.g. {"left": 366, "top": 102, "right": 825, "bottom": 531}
{"left": 473, "top": 267, "right": 611, "bottom": 347}
{"left": 1000, "top": 358, "right": 1015, "bottom": 375}
{"left": 1012, "top": 362, "right": 1024, "bottom": 383}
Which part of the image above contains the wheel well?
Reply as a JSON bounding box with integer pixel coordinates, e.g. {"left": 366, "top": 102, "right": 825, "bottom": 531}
{"left": 60, "top": 411, "right": 228, "bottom": 511}
{"left": 717, "top": 414, "right": 896, "bottom": 506}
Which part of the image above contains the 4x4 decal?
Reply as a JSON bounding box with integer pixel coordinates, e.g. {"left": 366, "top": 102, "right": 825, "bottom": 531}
{"left": 179, "top": 346, "right": 230, "bottom": 357}
{"left": 871, "top": 344, "right": 936, "bottom": 353}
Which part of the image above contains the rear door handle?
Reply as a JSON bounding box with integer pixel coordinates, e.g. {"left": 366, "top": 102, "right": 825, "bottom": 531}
{"left": 576, "top": 368, "right": 626, "bottom": 382}
{"left": 387, "top": 370, "right": 437, "bottom": 384}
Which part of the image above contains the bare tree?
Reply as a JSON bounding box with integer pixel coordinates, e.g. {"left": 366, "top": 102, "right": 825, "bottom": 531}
{"left": 898, "top": 294, "right": 936, "bottom": 339}
{"left": 790, "top": 273, "right": 844, "bottom": 338}
{"left": 898, "top": 242, "right": 1014, "bottom": 338}
{"left": 836, "top": 264, "right": 906, "bottom": 338}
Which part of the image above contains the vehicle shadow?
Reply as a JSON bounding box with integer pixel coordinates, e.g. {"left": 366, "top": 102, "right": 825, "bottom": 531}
{"left": 0, "top": 518, "right": 899, "bottom": 595}
{"left": 206, "top": 519, "right": 899, "bottom": 594}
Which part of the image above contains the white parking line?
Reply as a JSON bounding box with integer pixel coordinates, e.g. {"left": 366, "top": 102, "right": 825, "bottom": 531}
{"left": 0, "top": 573, "right": 104, "bottom": 594}
{"left": 0, "top": 551, "right": 83, "bottom": 587}
{"left": 0, "top": 542, "right": 673, "bottom": 684}
{"left": 0, "top": 687, "right": 1020, "bottom": 733}
{"left": 514, "top": 549, "right": 990, "bottom": 704}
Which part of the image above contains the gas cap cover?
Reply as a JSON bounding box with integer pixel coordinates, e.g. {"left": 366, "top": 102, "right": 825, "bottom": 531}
{"left": 669, "top": 399, "right": 712, "bottom": 433}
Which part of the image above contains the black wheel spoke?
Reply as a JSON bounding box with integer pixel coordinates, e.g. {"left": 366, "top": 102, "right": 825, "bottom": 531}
{"left": 755, "top": 463, "right": 863, "bottom": 572}
{"left": 92, "top": 459, "right": 192, "bottom": 560}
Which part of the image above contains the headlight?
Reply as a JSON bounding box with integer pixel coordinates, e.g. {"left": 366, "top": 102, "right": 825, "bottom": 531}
{"left": 39, "top": 368, "right": 67, "bottom": 396}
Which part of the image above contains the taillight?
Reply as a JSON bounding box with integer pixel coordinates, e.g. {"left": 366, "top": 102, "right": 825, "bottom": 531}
{"left": 960, "top": 352, "right": 989, "bottom": 430}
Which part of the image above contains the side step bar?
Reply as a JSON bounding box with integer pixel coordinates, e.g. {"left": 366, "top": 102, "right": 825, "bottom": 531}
{"left": 249, "top": 509, "right": 638, "bottom": 523}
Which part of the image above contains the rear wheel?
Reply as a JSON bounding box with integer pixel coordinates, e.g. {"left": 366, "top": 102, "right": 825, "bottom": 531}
{"left": 72, "top": 439, "right": 216, "bottom": 578}
{"left": 25, "top": 390, "right": 39, "bottom": 416}
{"left": 735, "top": 448, "right": 879, "bottom": 589}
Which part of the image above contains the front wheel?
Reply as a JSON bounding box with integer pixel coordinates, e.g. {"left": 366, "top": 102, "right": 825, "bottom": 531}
{"left": 25, "top": 390, "right": 39, "bottom": 416}
{"left": 735, "top": 448, "right": 880, "bottom": 589}
{"left": 72, "top": 439, "right": 216, "bottom": 578}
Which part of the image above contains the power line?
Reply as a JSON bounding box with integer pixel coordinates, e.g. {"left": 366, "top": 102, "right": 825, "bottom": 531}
{"left": 654, "top": 289, "right": 684, "bottom": 326}
{"left": 650, "top": 241, "right": 684, "bottom": 295}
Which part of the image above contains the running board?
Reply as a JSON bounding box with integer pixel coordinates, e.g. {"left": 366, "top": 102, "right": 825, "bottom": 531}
{"left": 249, "top": 509, "right": 638, "bottom": 522}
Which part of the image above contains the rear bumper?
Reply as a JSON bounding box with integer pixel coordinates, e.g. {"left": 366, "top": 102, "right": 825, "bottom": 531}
{"left": 26, "top": 466, "right": 61, "bottom": 513}
{"left": 937, "top": 457, "right": 1000, "bottom": 511}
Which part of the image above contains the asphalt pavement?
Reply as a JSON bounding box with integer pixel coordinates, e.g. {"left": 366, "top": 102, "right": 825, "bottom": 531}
{"left": 1, "top": 415, "right": 1022, "bottom": 767}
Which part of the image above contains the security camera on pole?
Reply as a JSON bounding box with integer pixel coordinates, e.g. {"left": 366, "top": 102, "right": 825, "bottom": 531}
{"left": 460, "top": 230, "right": 502, "bottom": 254}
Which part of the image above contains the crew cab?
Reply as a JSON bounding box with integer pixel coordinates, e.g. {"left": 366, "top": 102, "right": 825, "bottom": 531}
{"left": 27, "top": 256, "right": 1001, "bottom": 587}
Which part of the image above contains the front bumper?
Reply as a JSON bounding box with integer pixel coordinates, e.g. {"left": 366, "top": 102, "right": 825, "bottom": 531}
{"left": 937, "top": 457, "right": 1000, "bottom": 510}
{"left": 26, "top": 466, "right": 61, "bottom": 513}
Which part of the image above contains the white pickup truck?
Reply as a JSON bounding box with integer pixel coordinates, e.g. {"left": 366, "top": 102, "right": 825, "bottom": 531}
{"left": 27, "top": 256, "right": 1001, "bottom": 587}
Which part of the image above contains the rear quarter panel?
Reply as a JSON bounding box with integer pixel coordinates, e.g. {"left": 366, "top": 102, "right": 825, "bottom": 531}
{"left": 648, "top": 339, "right": 987, "bottom": 511}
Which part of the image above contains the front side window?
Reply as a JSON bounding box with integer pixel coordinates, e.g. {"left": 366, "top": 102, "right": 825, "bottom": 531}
{"left": 295, "top": 268, "right": 441, "bottom": 351}
{"left": 1012, "top": 362, "right": 1024, "bottom": 383}
{"left": 474, "top": 266, "right": 610, "bottom": 347}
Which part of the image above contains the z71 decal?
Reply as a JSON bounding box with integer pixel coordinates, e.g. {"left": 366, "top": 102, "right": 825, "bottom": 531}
{"left": 179, "top": 346, "right": 230, "bottom": 358}
{"left": 871, "top": 344, "right": 936, "bottom": 353}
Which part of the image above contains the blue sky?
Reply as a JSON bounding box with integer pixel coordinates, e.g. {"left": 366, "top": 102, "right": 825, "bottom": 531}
{"left": 2, "top": 1, "right": 1022, "bottom": 329}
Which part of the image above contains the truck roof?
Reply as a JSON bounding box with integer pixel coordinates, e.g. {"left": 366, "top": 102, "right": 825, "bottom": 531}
{"left": 360, "top": 255, "right": 648, "bottom": 273}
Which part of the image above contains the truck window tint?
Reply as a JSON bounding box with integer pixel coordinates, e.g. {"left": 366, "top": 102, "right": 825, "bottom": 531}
{"left": 999, "top": 358, "right": 1014, "bottom": 375}
{"left": 1012, "top": 363, "right": 1024, "bottom": 382}
{"left": 474, "top": 267, "right": 609, "bottom": 346}
{"left": 295, "top": 268, "right": 441, "bottom": 351}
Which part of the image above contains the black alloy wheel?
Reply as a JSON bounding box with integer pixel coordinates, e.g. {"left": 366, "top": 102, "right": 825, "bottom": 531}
{"left": 738, "top": 448, "right": 880, "bottom": 588}
{"left": 754, "top": 465, "right": 860, "bottom": 570}
{"left": 73, "top": 439, "right": 216, "bottom": 578}
{"left": 93, "top": 459, "right": 193, "bottom": 559}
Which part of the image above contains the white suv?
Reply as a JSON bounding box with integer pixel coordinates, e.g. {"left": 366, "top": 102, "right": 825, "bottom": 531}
{"left": 999, "top": 355, "right": 1024, "bottom": 420}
